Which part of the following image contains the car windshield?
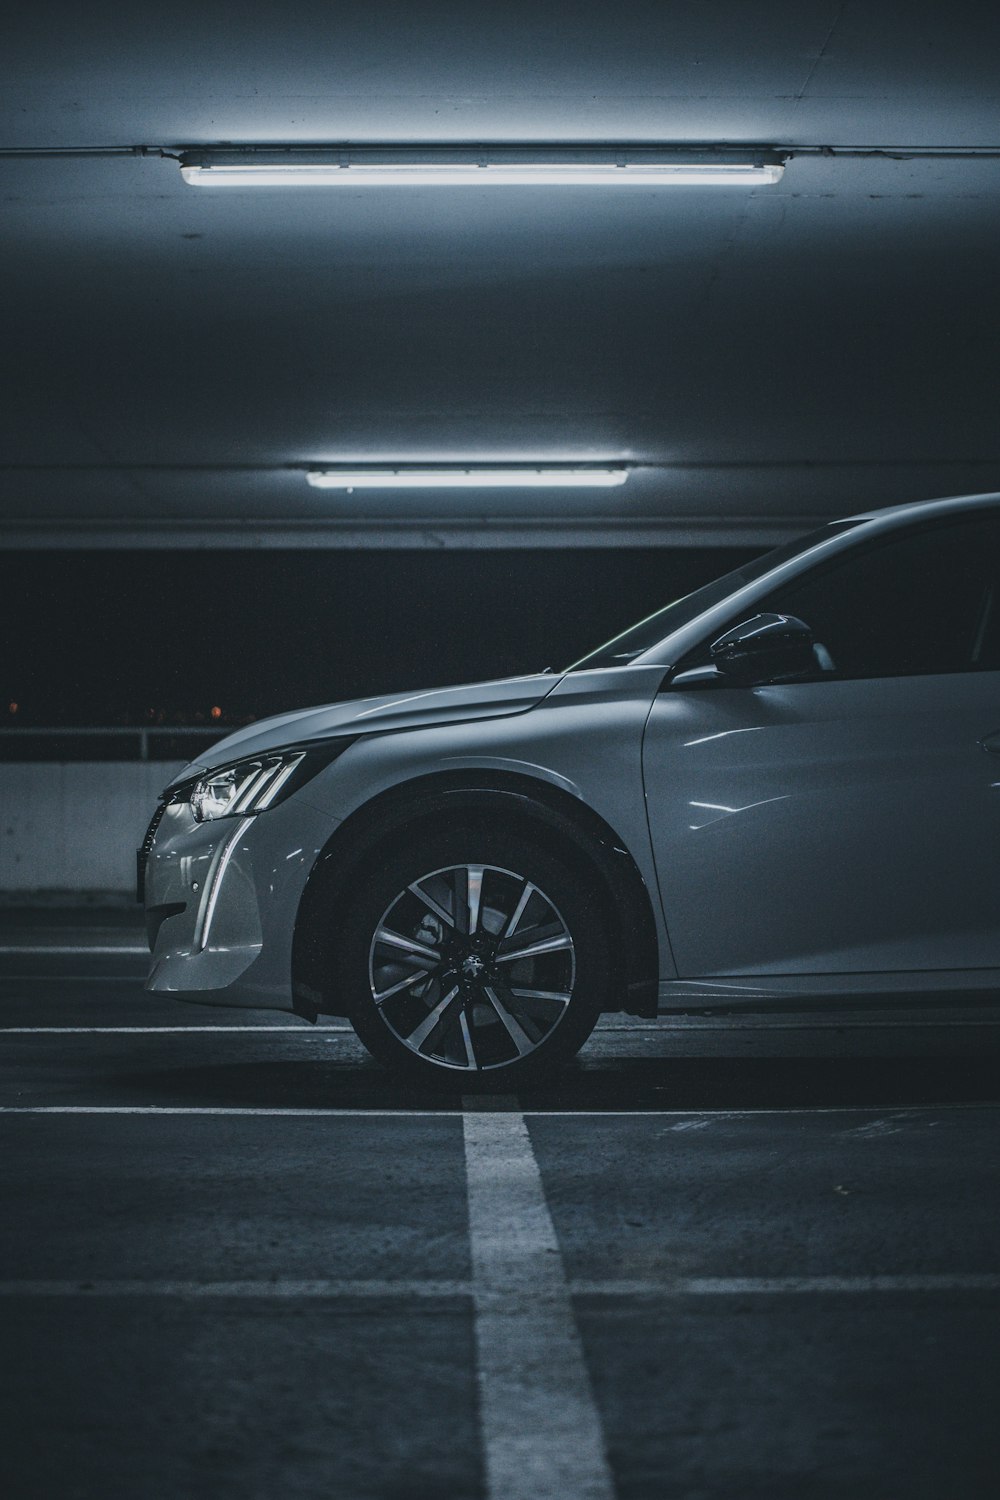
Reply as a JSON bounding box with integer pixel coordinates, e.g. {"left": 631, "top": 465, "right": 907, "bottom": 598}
{"left": 565, "top": 519, "right": 865, "bottom": 671}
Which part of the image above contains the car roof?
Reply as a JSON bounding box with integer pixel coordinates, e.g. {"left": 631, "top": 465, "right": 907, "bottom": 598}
{"left": 839, "top": 489, "right": 1000, "bottom": 529}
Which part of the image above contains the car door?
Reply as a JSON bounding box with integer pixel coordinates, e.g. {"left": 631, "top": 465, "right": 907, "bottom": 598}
{"left": 642, "top": 512, "right": 1000, "bottom": 978}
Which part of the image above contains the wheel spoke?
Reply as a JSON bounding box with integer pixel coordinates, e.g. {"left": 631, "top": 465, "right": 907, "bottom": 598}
{"left": 466, "top": 865, "right": 484, "bottom": 936}
{"left": 495, "top": 932, "right": 574, "bottom": 964}
{"left": 375, "top": 927, "right": 441, "bottom": 965}
{"left": 373, "top": 971, "right": 427, "bottom": 1006}
{"left": 508, "top": 986, "right": 572, "bottom": 1006}
{"left": 407, "top": 880, "right": 456, "bottom": 930}
{"left": 482, "top": 984, "right": 536, "bottom": 1057}
{"left": 496, "top": 918, "right": 564, "bottom": 956}
{"left": 491, "top": 974, "right": 548, "bottom": 1042}
{"left": 503, "top": 880, "right": 535, "bottom": 939}
{"left": 459, "top": 1010, "right": 477, "bottom": 1070}
{"left": 405, "top": 985, "right": 461, "bottom": 1053}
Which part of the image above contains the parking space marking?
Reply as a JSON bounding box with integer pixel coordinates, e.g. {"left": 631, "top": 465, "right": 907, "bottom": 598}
{"left": 0, "top": 1273, "right": 997, "bottom": 1299}
{"left": 0, "top": 1025, "right": 351, "bottom": 1033}
{"left": 0, "top": 1106, "right": 459, "bottom": 1116}
{"left": 2, "top": 1103, "right": 996, "bottom": 1117}
{"left": 626, "top": 1018, "right": 1000, "bottom": 1031}
{"left": 0, "top": 946, "right": 148, "bottom": 956}
{"left": 571, "top": 1274, "right": 1000, "bottom": 1296}
{"left": 0, "top": 1279, "right": 471, "bottom": 1298}
{"left": 463, "top": 1108, "right": 615, "bottom": 1500}
{"left": 0, "top": 975, "right": 143, "bottom": 982}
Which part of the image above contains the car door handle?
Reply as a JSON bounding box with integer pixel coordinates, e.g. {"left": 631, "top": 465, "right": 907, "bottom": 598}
{"left": 981, "top": 731, "right": 1000, "bottom": 755}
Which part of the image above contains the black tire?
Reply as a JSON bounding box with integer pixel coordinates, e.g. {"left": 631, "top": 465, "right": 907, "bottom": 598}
{"left": 334, "top": 820, "right": 611, "bottom": 1090}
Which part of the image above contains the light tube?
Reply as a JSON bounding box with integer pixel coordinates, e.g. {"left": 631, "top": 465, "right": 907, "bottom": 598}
{"left": 306, "top": 468, "right": 630, "bottom": 490}
{"left": 179, "top": 148, "right": 787, "bottom": 189}
{"left": 182, "top": 161, "right": 783, "bottom": 188}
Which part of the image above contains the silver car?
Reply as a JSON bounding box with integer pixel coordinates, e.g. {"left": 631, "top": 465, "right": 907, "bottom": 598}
{"left": 140, "top": 492, "right": 1000, "bottom": 1087}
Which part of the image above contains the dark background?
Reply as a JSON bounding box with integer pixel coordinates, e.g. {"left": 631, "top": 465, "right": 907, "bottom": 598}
{"left": 2, "top": 3, "right": 1000, "bottom": 741}
{"left": 1, "top": 547, "right": 753, "bottom": 727}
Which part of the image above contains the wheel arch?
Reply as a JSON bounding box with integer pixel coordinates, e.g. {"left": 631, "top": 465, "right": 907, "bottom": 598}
{"left": 291, "top": 769, "right": 659, "bottom": 1020}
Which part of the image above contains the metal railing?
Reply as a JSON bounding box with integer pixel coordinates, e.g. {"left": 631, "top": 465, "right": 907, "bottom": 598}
{"left": 0, "top": 726, "right": 226, "bottom": 761}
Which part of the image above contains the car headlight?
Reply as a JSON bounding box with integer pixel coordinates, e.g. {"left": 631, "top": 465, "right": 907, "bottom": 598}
{"left": 175, "top": 739, "right": 357, "bottom": 822}
{"left": 189, "top": 754, "right": 304, "bottom": 822}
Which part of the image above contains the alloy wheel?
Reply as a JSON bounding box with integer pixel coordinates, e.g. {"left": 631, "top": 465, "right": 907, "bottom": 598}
{"left": 367, "top": 862, "right": 577, "bottom": 1072}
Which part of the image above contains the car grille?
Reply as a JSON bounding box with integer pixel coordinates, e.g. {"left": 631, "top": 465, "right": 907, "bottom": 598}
{"left": 135, "top": 801, "right": 167, "bottom": 903}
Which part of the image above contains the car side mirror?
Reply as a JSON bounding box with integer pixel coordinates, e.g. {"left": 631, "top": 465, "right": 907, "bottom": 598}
{"left": 709, "top": 613, "right": 825, "bottom": 685}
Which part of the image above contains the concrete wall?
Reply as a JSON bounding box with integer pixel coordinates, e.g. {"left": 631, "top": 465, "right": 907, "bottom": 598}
{"left": 0, "top": 762, "right": 185, "bottom": 898}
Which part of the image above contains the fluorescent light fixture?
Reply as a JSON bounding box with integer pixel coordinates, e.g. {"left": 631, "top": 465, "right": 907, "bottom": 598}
{"left": 306, "top": 467, "right": 630, "bottom": 490}
{"left": 180, "top": 147, "right": 786, "bottom": 188}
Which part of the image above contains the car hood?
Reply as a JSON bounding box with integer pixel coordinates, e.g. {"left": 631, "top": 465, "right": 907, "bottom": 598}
{"left": 164, "top": 671, "right": 563, "bottom": 789}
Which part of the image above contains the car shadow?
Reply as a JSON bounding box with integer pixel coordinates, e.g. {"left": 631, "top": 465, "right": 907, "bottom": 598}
{"left": 98, "top": 1049, "right": 1000, "bottom": 1113}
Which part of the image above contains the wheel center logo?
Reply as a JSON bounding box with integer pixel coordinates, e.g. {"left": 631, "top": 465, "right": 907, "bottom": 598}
{"left": 462, "top": 954, "right": 487, "bottom": 979}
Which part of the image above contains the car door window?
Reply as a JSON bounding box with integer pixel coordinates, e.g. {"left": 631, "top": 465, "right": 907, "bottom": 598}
{"left": 764, "top": 515, "right": 1000, "bottom": 679}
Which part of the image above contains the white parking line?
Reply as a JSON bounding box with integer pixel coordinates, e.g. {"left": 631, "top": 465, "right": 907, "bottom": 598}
{"left": 600, "top": 1018, "right": 1000, "bottom": 1031}
{"left": 463, "top": 1107, "right": 615, "bottom": 1500}
{"left": 0, "top": 1103, "right": 996, "bottom": 1117}
{"left": 0, "top": 1279, "right": 470, "bottom": 1298}
{"left": 0, "top": 1273, "right": 997, "bottom": 1298}
{"left": 0, "top": 1106, "right": 459, "bottom": 1116}
{"left": 0, "top": 1025, "right": 352, "bottom": 1033}
{"left": 573, "top": 1274, "right": 1000, "bottom": 1295}
{"left": 0, "top": 976, "right": 142, "bottom": 983}
{"left": 0, "top": 946, "right": 148, "bottom": 955}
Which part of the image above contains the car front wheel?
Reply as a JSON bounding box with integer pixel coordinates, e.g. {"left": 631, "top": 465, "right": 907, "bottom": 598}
{"left": 338, "top": 825, "right": 609, "bottom": 1089}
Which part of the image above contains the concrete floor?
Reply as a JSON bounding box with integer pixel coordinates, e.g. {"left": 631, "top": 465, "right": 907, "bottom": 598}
{"left": 1, "top": 925, "right": 999, "bottom": 1499}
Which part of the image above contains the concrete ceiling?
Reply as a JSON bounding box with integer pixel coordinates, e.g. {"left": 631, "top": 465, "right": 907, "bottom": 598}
{"left": 2, "top": 0, "right": 1000, "bottom": 547}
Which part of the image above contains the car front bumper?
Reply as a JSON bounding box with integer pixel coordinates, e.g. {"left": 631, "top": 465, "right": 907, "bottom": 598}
{"left": 142, "top": 793, "right": 340, "bottom": 1012}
